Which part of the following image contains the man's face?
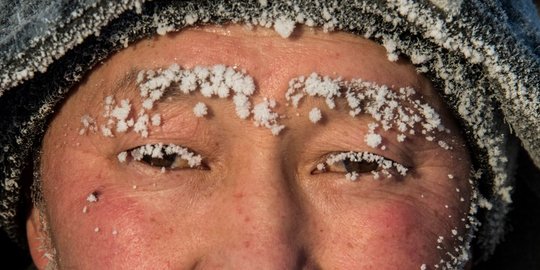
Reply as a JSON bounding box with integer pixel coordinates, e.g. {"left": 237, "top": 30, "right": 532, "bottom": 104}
{"left": 28, "top": 25, "right": 473, "bottom": 269}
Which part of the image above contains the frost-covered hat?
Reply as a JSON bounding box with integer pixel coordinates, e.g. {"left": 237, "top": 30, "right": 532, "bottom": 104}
{"left": 1, "top": 0, "right": 539, "bottom": 262}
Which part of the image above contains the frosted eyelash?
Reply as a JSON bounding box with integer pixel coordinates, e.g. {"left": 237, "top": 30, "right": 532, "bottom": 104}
{"left": 325, "top": 151, "right": 409, "bottom": 180}
{"left": 127, "top": 143, "right": 203, "bottom": 168}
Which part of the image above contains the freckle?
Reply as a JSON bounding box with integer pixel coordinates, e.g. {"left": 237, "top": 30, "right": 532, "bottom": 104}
{"left": 233, "top": 192, "right": 244, "bottom": 199}
{"left": 244, "top": 240, "right": 251, "bottom": 248}
{"left": 168, "top": 227, "right": 174, "bottom": 234}
{"left": 244, "top": 216, "right": 250, "bottom": 223}
{"left": 347, "top": 242, "right": 354, "bottom": 248}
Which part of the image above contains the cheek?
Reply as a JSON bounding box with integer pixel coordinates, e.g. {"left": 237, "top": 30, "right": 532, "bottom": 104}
{"left": 47, "top": 188, "right": 203, "bottom": 269}
{"left": 317, "top": 200, "right": 457, "bottom": 269}
{"left": 41, "top": 164, "right": 197, "bottom": 269}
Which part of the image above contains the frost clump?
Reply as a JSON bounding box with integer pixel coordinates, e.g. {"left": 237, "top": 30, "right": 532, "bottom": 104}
{"left": 117, "top": 151, "right": 127, "bottom": 163}
{"left": 252, "top": 98, "right": 285, "bottom": 135}
{"left": 79, "top": 114, "right": 97, "bottom": 135}
{"left": 273, "top": 16, "right": 296, "bottom": 38}
{"left": 86, "top": 193, "right": 98, "bottom": 203}
{"left": 193, "top": 102, "right": 208, "bottom": 117}
{"left": 309, "top": 107, "right": 322, "bottom": 123}
{"left": 364, "top": 133, "right": 382, "bottom": 148}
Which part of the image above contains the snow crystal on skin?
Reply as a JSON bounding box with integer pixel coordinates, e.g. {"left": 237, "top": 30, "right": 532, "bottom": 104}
{"left": 345, "top": 171, "right": 359, "bottom": 181}
{"left": 117, "top": 151, "right": 127, "bottom": 163}
{"left": 274, "top": 16, "right": 296, "bottom": 38}
{"left": 193, "top": 102, "right": 208, "bottom": 118}
{"left": 252, "top": 98, "right": 285, "bottom": 136}
{"left": 151, "top": 114, "right": 161, "bottom": 126}
{"left": 79, "top": 114, "right": 97, "bottom": 135}
{"left": 308, "top": 107, "right": 322, "bottom": 123}
{"left": 365, "top": 133, "right": 382, "bottom": 148}
{"left": 100, "top": 125, "right": 113, "bottom": 137}
{"left": 86, "top": 193, "right": 98, "bottom": 203}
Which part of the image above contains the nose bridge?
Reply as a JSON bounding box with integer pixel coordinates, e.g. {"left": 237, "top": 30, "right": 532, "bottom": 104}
{"left": 231, "top": 146, "right": 298, "bottom": 238}
{"left": 214, "top": 142, "right": 305, "bottom": 268}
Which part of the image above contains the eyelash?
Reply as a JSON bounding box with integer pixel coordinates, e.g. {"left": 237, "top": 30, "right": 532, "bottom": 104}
{"left": 312, "top": 151, "right": 409, "bottom": 180}
{"left": 129, "top": 143, "right": 209, "bottom": 171}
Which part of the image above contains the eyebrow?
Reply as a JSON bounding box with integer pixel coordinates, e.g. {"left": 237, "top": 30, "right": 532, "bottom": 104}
{"left": 112, "top": 68, "right": 141, "bottom": 96}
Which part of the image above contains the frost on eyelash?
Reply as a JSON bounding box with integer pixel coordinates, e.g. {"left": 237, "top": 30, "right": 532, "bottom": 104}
{"left": 130, "top": 143, "right": 202, "bottom": 168}
{"left": 286, "top": 73, "right": 448, "bottom": 150}
{"left": 80, "top": 64, "right": 284, "bottom": 138}
{"left": 325, "top": 151, "right": 408, "bottom": 181}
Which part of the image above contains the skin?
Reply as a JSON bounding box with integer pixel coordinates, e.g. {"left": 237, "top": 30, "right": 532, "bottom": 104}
{"left": 27, "top": 25, "right": 473, "bottom": 269}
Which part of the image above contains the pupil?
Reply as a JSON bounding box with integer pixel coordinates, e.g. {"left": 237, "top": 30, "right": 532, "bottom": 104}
{"left": 343, "top": 159, "right": 378, "bottom": 173}
{"left": 142, "top": 153, "right": 176, "bottom": 167}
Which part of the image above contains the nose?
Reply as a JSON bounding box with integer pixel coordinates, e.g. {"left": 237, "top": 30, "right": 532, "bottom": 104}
{"left": 198, "top": 146, "right": 309, "bottom": 269}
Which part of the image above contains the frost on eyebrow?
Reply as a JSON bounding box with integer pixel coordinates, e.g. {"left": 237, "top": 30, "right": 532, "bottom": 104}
{"left": 79, "top": 64, "right": 285, "bottom": 138}
{"left": 285, "top": 73, "right": 451, "bottom": 151}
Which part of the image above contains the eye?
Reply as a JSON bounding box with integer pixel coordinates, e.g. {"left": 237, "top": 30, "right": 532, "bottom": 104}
{"left": 311, "top": 151, "right": 408, "bottom": 180}
{"left": 129, "top": 143, "right": 209, "bottom": 170}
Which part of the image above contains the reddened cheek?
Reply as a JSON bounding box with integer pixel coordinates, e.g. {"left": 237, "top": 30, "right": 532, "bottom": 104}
{"left": 319, "top": 200, "right": 448, "bottom": 268}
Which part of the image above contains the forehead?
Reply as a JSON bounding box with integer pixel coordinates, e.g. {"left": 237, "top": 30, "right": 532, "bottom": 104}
{"left": 78, "top": 25, "right": 437, "bottom": 108}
